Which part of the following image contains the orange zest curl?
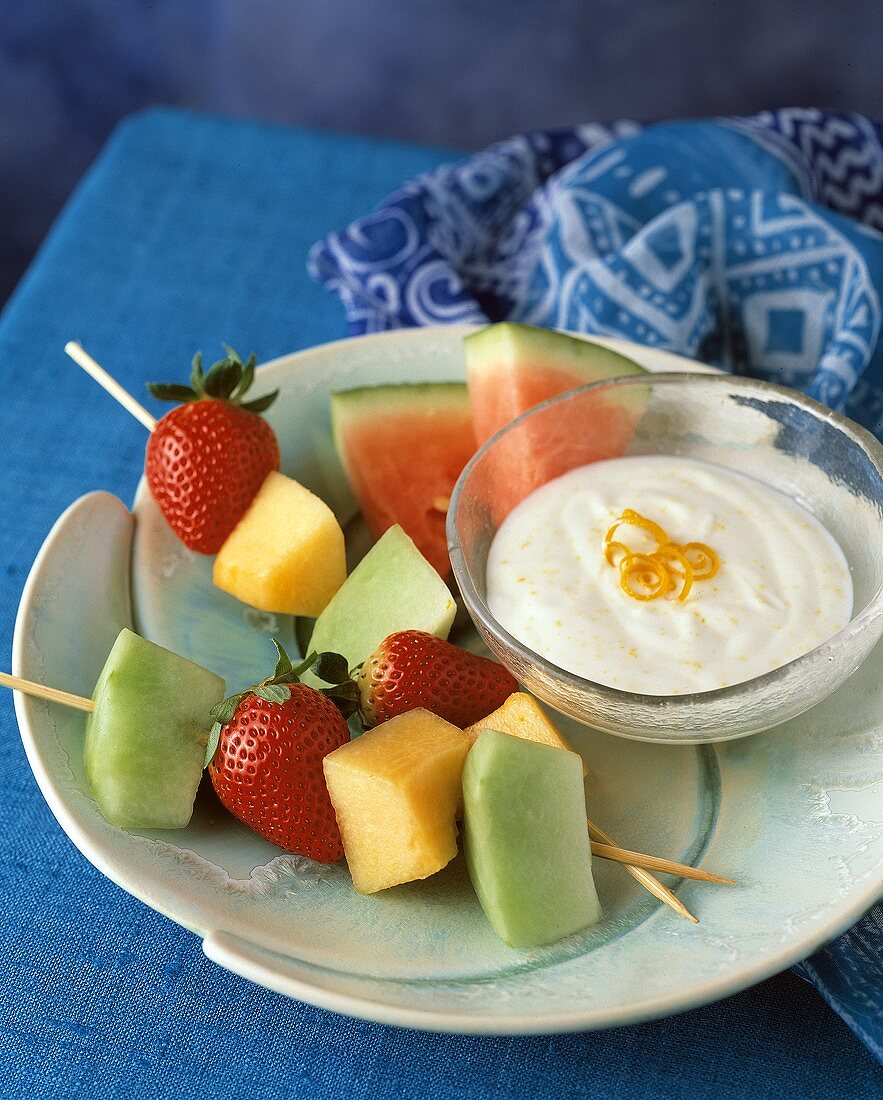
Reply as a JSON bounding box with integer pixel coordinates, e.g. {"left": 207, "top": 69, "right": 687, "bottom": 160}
{"left": 604, "top": 540, "right": 633, "bottom": 566}
{"left": 652, "top": 543, "right": 695, "bottom": 602}
{"left": 619, "top": 554, "right": 670, "bottom": 601}
{"left": 680, "top": 542, "right": 720, "bottom": 580}
{"left": 602, "top": 509, "right": 718, "bottom": 603}
{"left": 605, "top": 509, "right": 670, "bottom": 548}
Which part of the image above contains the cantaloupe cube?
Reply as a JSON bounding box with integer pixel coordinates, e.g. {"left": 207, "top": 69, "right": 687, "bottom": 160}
{"left": 464, "top": 692, "right": 587, "bottom": 774}
{"left": 213, "top": 471, "right": 346, "bottom": 616}
{"left": 323, "top": 709, "right": 471, "bottom": 894}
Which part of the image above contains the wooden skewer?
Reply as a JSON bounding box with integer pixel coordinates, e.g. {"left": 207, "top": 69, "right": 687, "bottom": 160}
{"left": 590, "top": 841, "right": 734, "bottom": 884}
{"left": 587, "top": 818, "right": 700, "bottom": 924}
{"left": 0, "top": 671, "right": 94, "bottom": 713}
{"left": 64, "top": 341, "right": 157, "bottom": 431}
{"left": 1, "top": 672, "right": 724, "bottom": 905}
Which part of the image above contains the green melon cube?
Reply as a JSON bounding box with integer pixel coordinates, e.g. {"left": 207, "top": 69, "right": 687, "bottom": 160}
{"left": 84, "top": 629, "right": 225, "bottom": 829}
{"left": 306, "top": 524, "right": 456, "bottom": 676}
{"left": 463, "top": 729, "right": 602, "bottom": 947}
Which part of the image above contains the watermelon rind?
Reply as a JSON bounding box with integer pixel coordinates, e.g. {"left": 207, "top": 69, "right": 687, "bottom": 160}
{"left": 464, "top": 323, "right": 645, "bottom": 382}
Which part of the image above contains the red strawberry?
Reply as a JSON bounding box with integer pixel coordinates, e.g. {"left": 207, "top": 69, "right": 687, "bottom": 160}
{"left": 359, "top": 630, "right": 518, "bottom": 729}
{"left": 207, "top": 644, "right": 358, "bottom": 863}
{"left": 146, "top": 347, "right": 280, "bottom": 554}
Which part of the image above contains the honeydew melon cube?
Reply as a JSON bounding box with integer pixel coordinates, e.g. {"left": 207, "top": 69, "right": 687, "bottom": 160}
{"left": 213, "top": 471, "right": 346, "bottom": 617}
{"left": 462, "top": 729, "right": 602, "bottom": 947}
{"left": 323, "top": 708, "right": 471, "bottom": 893}
{"left": 84, "top": 628, "right": 225, "bottom": 829}
{"left": 465, "top": 692, "right": 588, "bottom": 776}
{"left": 307, "top": 524, "right": 456, "bottom": 675}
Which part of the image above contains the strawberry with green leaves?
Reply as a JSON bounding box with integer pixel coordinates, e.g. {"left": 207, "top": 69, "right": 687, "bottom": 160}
{"left": 207, "top": 642, "right": 359, "bottom": 863}
{"left": 358, "top": 630, "right": 518, "bottom": 729}
{"left": 146, "top": 346, "right": 280, "bottom": 554}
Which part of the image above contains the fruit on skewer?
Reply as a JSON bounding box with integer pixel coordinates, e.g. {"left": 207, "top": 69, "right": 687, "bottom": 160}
{"left": 462, "top": 730, "right": 603, "bottom": 947}
{"left": 358, "top": 629, "right": 518, "bottom": 729}
{"left": 1, "top": 659, "right": 731, "bottom": 902}
{"left": 66, "top": 341, "right": 282, "bottom": 556}
{"left": 87, "top": 629, "right": 225, "bottom": 829}
{"left": 207, "top": 644, "right": 356, "bottom": 863}
{"left": 323, "top": 709, "right": 471, "bottom": 893}
{"left": 145, "top": 348, "right": 281, "bottom": 554}
{"left": 464, "top": 691, "right": 587, "bottom": 772}
{"left": 66, "top": 342, "right": 347, "bottom": 616}
{"left": 213, "top": 470, "right": 346, "bottom": 617}
{"left": 306, "top": 525, "right": 457, "bottom": 679}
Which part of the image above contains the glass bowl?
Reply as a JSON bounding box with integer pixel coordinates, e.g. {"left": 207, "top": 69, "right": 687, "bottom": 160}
{"left": 447, "top": 373, "right": 883, "bottom": 744}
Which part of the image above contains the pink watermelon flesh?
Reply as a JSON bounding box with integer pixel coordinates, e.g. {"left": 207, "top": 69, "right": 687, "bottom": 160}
{"left": 331, "top": 383, "right": 477, "bottom": 578}
{"left": 465, "top": 323, "right": 646, "bottom": 443}
{"left": 464, "top": 324, "right": 648, "bottom": 522}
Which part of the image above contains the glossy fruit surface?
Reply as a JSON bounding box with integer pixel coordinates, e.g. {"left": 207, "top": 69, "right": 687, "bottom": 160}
{"left": 209, "top": 683, "right": 348, "bottom": 863}
{"left": 359, "top": 629, "right": 518, "bottom": 728}
{"left": 146, "top": 348, "right": 280, "bottom": 554}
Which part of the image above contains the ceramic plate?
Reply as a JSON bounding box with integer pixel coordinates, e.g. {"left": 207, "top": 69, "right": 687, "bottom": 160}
{"left": 13, "top": 327, "right": 883, "bottom": 1034}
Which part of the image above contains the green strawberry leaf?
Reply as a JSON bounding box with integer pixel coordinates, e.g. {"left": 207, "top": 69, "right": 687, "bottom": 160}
{"left": 240, "top": 389, "right": 279, "bottom": 414}
{"left": 149, "top": 345, "right": 273, "bottom": 413}
{"left": 289, "top": 650, "right": 319, "bottom": 680}
{"left": 204, "top": 721, "right": 222, "bottom": 768}
{"left": 190, "top": 351, "right": 205, "bottom": 395}
{"left": 229, "top": 353, "right": 257, "bottom": 404}
{"left": 312, "top": 651, "right": 351, "bottom": 686}
{"left": 202, "top": 357, "right": 242, "bottom": 400}
{"left": 147, "top": 382, "right": 198, "bottom": 403}
{"left": 271, "top": 638, "right": 294, "bottom": 681}
{"left": 254, "top": 683, "right": 291, "bottom": 704}
{"left": 320, "top": 684, "right": 361, "bottom": 720}
{"left": 210, "top": 693, "right": 244, "bottom": 724}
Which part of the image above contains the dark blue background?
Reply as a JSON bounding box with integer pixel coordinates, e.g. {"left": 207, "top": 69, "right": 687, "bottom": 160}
{"left": 2, "top": 0, "right": 882, "bottom": 301}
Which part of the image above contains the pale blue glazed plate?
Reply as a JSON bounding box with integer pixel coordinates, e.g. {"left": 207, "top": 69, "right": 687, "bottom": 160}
{"left": 12, "top": 327, "right": 883, "bottom": 1033}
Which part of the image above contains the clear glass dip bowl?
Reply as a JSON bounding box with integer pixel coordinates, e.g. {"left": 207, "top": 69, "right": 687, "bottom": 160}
{"left": 447, "top": 373, "right": 883, "bottom": 744}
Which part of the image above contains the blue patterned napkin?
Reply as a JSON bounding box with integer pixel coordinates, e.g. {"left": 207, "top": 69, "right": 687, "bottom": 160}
{"left": 309, "top": 108, "right": 883, "bottom": 1060}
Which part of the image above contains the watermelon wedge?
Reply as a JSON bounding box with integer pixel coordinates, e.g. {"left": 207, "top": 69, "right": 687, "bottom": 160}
{"left": 465, "top": 322, "right": 646, "bottom": 443}
{"left": 331, "top": 383, "right": 477, "bottom": 577}
{"left": 464, "top": 324, "right": 649, "bottom": 522}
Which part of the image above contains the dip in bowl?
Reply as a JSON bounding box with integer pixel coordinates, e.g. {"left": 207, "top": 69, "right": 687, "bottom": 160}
{"left": 448, "top": 372, "right": 883, "bottom": 743}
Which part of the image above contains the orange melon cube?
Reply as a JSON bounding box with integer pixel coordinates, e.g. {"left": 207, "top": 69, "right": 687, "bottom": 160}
{"left": 465, "top": 692, "right": 588, "bottom": 775}
{"left": 213, "top": 471, "right": 345, "bottom": 616}
{"left": 323, "top": 709, "right": 470, "bottom": 894}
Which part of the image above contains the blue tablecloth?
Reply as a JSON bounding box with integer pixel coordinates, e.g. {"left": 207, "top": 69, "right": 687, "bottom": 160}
{"left": 0, "top": 108, "right": 880, "bottom": 1099}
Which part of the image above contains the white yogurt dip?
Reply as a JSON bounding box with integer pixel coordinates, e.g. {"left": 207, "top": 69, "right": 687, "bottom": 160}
{"left": 486, "top": 455, "right": 853, "bottom": 695}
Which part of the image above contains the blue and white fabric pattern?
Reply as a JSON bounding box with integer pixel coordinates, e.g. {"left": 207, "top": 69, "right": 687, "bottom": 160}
{"left": 309, "top": 108, "right": 883, "bottom": 440}
{"left": 310, "top": 108, "right": 883, "bottom": 1063}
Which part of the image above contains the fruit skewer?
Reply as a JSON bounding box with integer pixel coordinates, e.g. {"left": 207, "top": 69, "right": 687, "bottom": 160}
{"left": 65, "top": 342, "right": 347, "bottom": 617}
{"left": 65, "top": 342, "right": 157, "bottom": 430}
{"left": 0, "top": 669, "right": 732, "bottom": 888}
{"left": 56, "top": 347, "right": 720, "bottom": 919}
{"left": 66, "top": 340, "right": 283, "bottom": 554}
